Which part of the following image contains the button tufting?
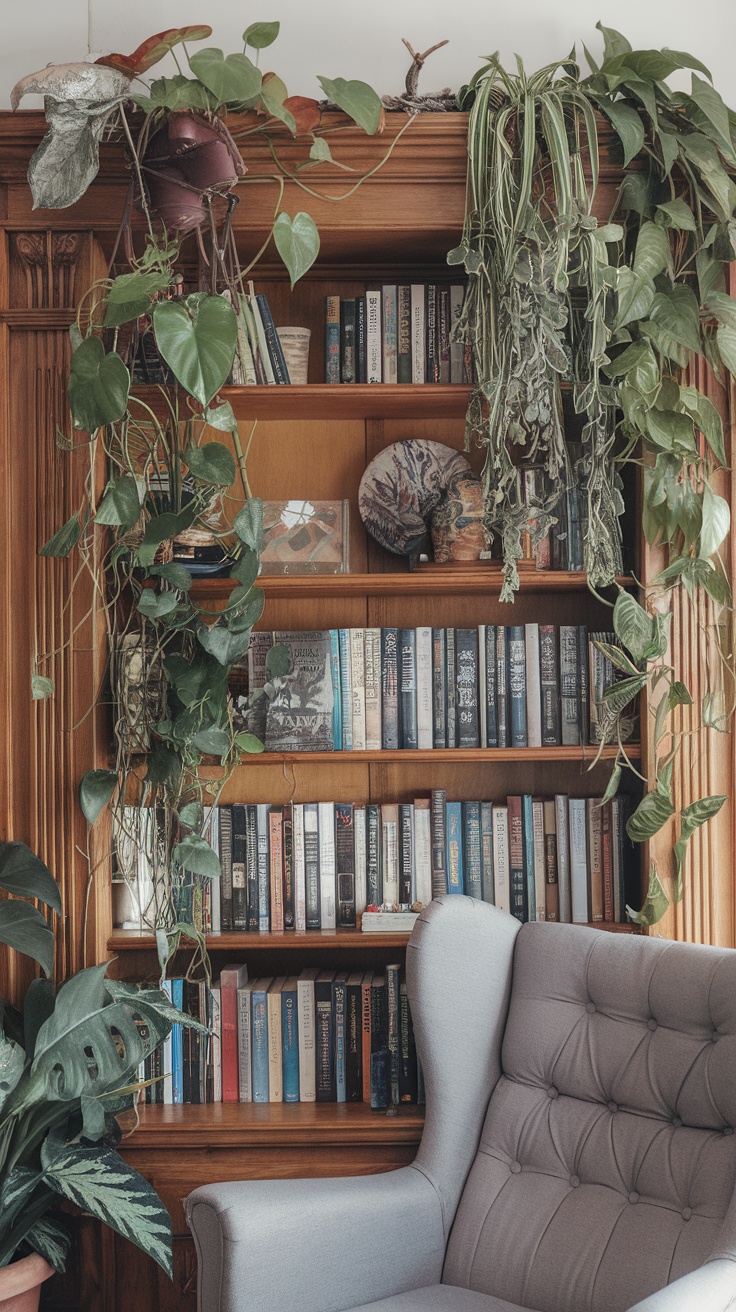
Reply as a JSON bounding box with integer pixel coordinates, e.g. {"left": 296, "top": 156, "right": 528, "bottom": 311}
{"left": 647, "top": 1019, "right": 658, "bottom": 1031}
{"left": 547, "top": 1086, "right": 558, "bottom": 1100}
{"left": 672, "top": 1116, "right": 682, "bottom": 1128}
{"left": 510, "top": 1162, "right": 521, "bottom": 1174}
{"left": 682, "top": 1208, "right": 692, "bottom": 1221}
{"left": 724, "top": 1128, "right": 734, "bottom": 1137}
{"left": 608, "top": 1101, "right": 618, "bottom": 1113}
{"left": 629, "top": 1192, "right": 640, "bottom": 1204}
{"left": 586, "top": 1002, "right": 596, "bottom": 1014}
{"left": 711, "top": 1031, "right": 719, "bottom": 1043}
{"left": 569, "top": 1176, "right": 580, "bottom": 1188}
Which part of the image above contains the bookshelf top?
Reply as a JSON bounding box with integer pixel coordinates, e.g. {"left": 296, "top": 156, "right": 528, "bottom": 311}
{"left": 191, "top": 568, "right": 636, "bottom": 601}
{"left": 125, "top": 1101, "right": 426, "bottom": 1149}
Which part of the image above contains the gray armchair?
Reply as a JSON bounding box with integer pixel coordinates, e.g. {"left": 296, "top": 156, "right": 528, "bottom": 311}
{"left": 186, "top": 897, "right": 736, "bottom": 1312}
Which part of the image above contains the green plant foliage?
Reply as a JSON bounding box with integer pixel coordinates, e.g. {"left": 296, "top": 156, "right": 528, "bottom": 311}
{"left": 316, "top": 76, "right": 383, "bottom": 134}
{"left": 273, "top": 212, "right": 320, "bottom": 287}
{"left": 79, "top": 770, "right": 118, "bottom": 825}
{"left": 188, "top": 48, "right": 262, "bottom": 104}
{"left": 153, "top": 294, "right": 238, "bottom": 407}
{"left": 184, "top": 441, "right": 236, "bottom": 486}
{"left": 68, "top": 338, "right": 130, "bottom": 433}
{"left": 94, "top": 476, "right": 141, "bottom": 529}
{"left": 243, "top": 21, "right": 280, "bottom": 49}
{"left": 39, "top": 510, "right": 84, "bottom": 558}
{"left": 627, "top": 862, "right": 670, "bottom": 925}
{"left": 103, "top": 270, "right": 172, "bottom": 327}
{"left": 0, "top": 903, "right": 54, "bottom": 977}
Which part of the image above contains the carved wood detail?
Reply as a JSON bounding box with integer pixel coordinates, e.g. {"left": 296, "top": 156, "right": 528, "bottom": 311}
{"left": 9, "top": 230, "right": 84, "bottom": 309}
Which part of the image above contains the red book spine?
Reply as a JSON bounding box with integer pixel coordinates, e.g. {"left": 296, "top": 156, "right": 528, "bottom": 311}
{"left": 220, "top": 976, "right": 238, "bottom": 1103}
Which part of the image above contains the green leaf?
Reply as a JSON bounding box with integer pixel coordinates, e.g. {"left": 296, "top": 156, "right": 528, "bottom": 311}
{"left": 627, "top": 862, "right": 670, "bottom": 926}
{"left": 94, "top": 476, "right": 141, "bottom": 529}
{"left": 140, "top": 507, "right": 196, "bottom": 550}
{"left": 32, "top": 674, "right": 55, "bottom": 701}
{"left": 0, "top": 1032, "right": 25, "bottom": 1114}
{"left": 136, "top": 589, "right": 178, "bottom": 620}
{"left": 687, "top": 75, "right": 734, "bottom": 161}
{"left": 662, "top": 48, "right": 713, "bottom": 80}
{"left": 658, "top": 131, "right": 680, "bottom": 177}
{"left": 103, "top": 271, "right": 172, "bottom": 329}
{"left": 601, "top": 673, "right": 648, "bottom": 715}
{"left": 601, "top": 763, "right": 622, "bottom": 806}
{"left": 706, "top": 290, "right": 736, "bottom": 331}
{"left": 309, "top": 137, "right": 332, "bottom": 162}
{"left": 190, "top": 725, "right": 231, "bottom": 756}
{"left": 655, "top": 199, "right": 697, "bottom": 232}
{"left": 604, "top": 49, "right": 697, "bottom": 82}
{"left": 79, "top": 770, "right": 117, "bottom": 825}
{"left": 178, "top": 802, "right": 203, "bottom": 828}
{"left": 649, "top": 284, "right": 702, "bottom": 355}
{"left": 184, "top": 441, "right": 235, "bottom": 487}
{"left": 633, "top": 222, "right": 672, "bottom": 281}
{"left": 197, "top": 621, "right": 253, "bottom": 667}
{"left": 599, "top": 99, "right": 644, "bottom": 167}
{"left": 698, "top": 483, "right": 730, "bottom": 558}
{"left": 316, "top": 76, "right": 382, "bottom": 134}
{"left": 613, "top": 590, "right": 656, "bottom": 663}
{"left": 272, "top": 212, "right": 320, "bottom": 287}
{"left": 646, "top": 408, "right": 697, "bottom": 456}
{"left": 674, "top": 794, "right": 727, "bottom": 898}
{"left": 615, "top": 267, "right": 655, "bottom": 330}
{"left": 596, "top": 22, "right": 632, "bottom": 61}
{"left": 188, "top": 48, "right": 262, "bottom": 104}
{"left": 265, "top": 643, "right": 292, "bottom": 678}
{"left": 68, "top": 337, "right": 130, "bottom": 434}
{"left": 716, "top": 323, "right": 736, "bottom": 376}
{"left": 145, "top": 746, "right": 181, "bottom": 788}
{"left": 669, "top": 681, "right": 693, "bottom": 709}
{"left": 0, "top": 841, "right": 61, "bottom": 911}
{"left": 43, "top": 1145, "right": 172, "bottom": 1277}
{"left": 700, "top": 562, "right": 731, "bottom": 606}
{"left": 233, "top": 498, "right": 264, "bottom": 552}
{"left": 23, "top": 977, "right": 55, "bottom": 1060}
{"left": 259, "top": 75, "right": 296, "bottom": 133}
{"left": 40, "top": 510, "right": 83, "bottom": 558}
{"left": 680, "top": 134, "right": 734, "bottom": 220}
{"left": 23, "top": 1216, "right": 70, "bottom": 1274}
{"left": 235, "top": 732, "right": 264, "bottom": 754}
{"left": 203, "top": 402, "right": 238, "bottom": 432}
{"left": 229, "top": 548, "right": 259, "bottom": 591}
{"left": 592, "top": 639, "right": 639, "bottom": 676}
{"left": 0, "top": 901, "right": 54, "bottom": 975}
{"left": 148, "top": 563, "right": 193, "bottom": 591}
{"left": 172, "top": 834, "right": 221, "bottom": 879}
{"left": 132, "top": 74, "right": 211, "bottom": 113}
{"left": 616, "top": 171, "right": 652, "bottom": 217}
{"left": 626, "top": 789, "right": 675, "bottom": 843}
{"left": 153, "top": 294, "right": 237, "bottom": 408}
{"left": 243, "top": 21, "right": 280, "bottom": 49}
{"left": 677, "top": 389, "right": 726, "bottom": 466}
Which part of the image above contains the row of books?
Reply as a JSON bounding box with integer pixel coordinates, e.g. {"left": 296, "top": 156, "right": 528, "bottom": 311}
{"left": 324, "top": 285, "right": 471, "bottom": 385}
{"left": 115, "top": 790, "right": 636, "bottom": 937}
{"left": 142, "top": 965, "right": 420, "bottom": 1108}
{"left": 520, "top": 453, "right": 588, "bottom": 573}
{"left": 234, "top": 625, "right": 636, "bottom": 754}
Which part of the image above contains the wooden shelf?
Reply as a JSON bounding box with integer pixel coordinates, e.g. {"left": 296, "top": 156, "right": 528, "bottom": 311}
{"left": 192, "top": 567, "right": 636, "bottom": 601}
{"left": 223, "top": 745, "right": 638, "bottom": 765}
{"left": 126, "top": 1101, "right": 425, "bottom": 1149}
{"left": 132, "top": 383, "right": 472, "bottom": 421}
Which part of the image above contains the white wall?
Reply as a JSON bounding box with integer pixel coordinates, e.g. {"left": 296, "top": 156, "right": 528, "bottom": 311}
{"left": 5, "top": 0, "right": 735, "bottom": 110}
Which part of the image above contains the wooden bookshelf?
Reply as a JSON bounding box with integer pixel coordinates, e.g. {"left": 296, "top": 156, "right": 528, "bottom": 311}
{"left": 191, "top": 567, "right": 635, "bottom": 601}
{"left": 133, "top": 381, "right": 473, "bottom": 420}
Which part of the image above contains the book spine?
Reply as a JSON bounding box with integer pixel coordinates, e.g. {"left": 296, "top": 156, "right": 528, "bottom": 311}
{"left": 364, "top": 628, "right": 382, "bottom": 750}
{"left": 282, "top": 803, "right": 295, "bottom": 931}
{"left": 399, "top": 980, "right": 418, "bottom": 1105}
{"left": 349, "top": 628, "right": 366, "bottom": 751}
{"left": 399, "top": 628, "right": 418, "bottom": 750}
{"left": 484, "top": 625, "right": 498, "bottom": 748}
{"left": 480, "top": 800, "right": 494, "bottom": 904}
{"left": 602, "top": 800, "right": 614, "bottom": 922}
{"left": 555, "top": 794, "right": 572, "bottom": 923}
{"left": 543, "top": 798, "right": 559, "bottom": 922}
{"left": 445, "top": 801, "right": 464, "bottom": 894}
{"left": 415, "top": 626, "right": 433, "bottom": 750}
{"left": 410, "top": 285, "right": 426, "bottom": 383}
{"left": 398, "top": 803, "right": 414, "bottom": 905}
{"left": 397, "top": 285, "right": 412, "bottom": 383}
{"left": 370, "top": 978, "right": 390, "bottom": 1109}
{"left": 293, "top": 804, "right": 306, "bottom": 932}
{"left": 250, "top": 290, "right": 275, "bottom": 384}
{"left": 381, "top": 804, "right": 399, "bottom": 906}
{"left": 282, "top": 987, "right": 299, "bottom": 1103}
{"left": 449, "top": 285, "right": 465, "bottom": 384}
{"left": 522, "top": 794, "right": 536, "bottom": 922}
{"left": 382, "top": 285, "right": 398, "bottom": 384}
{"left": 220, "top": 971, "right": 243, "bottom": 1103}
{"left": 445, "top": 627, "right": 456, "bottom": 747}
{"left": 237, "top": 987, "right": 252, "bottom": 1103}
{"left": 267, "top": 986, "right": 282, "bottom": 1103}
{"left": 246, "top": 804, "right": 259, "bottom": 932}
{"left": 587, "top": 798, "right": 604, "bottom": 922}
{"left": 508, "top": 795, "right": 526, "bottom": 923}
{"left": 346, "top": 978, "right": 362, "bottom": 1101}
{"left": 297, "top": 974, "right": 316, "bottom": 1102}
{"left": 251, "top": 987, "right": 269, "bottom": 1103}
{"left": 532, "top": 798, "right": 546, "bottom": 922}
{"left": 354, "top": 806, "right": 367, "bottom": 915}
{"left": 478, "top": 625, "right": 486, "bottom": 748}
{"left": 525, "top": 624, "right": 542, "bottom": 749}
{"left": 579, "top": 625, "right": 591, "bottom": 746}
{"left": 361, "top": 973, "right": 373, "bottom": 1104}
{"left": 231, "top": 804, "right": 247, "bottom": 931}
{"left": 330, "top": 629, "right": 342, "bottom": 750}
{"left": 355, "top": 295, "right": 367, "bottom": 384}
{"left": 432, "top": 628, "right": 447, "bottom": 748}
{"left": 463, "top": 800, "right": 482, "bottom": 899}
{"left": 256, "top": 804, "right": 270, "bottom": 932}
{"left": 366, "top": 804, "right": 382, "bottom": 907}
{"left": 256, "top": 294, "right": 290, "bottom": 383}
{"left": 161, "top": 980, "right": 174, "bottom": 1105}
{"left": 560, "top": 627, "right": 581, "bottom": 747}
{"left": 333, "top": 976, "right": 347, "bottom": 1102}
{"left": 413, "top": 798, "right": 433, "bottom": 907}
{"left": 455, "top": 628, "right": 480, "bottom": 748}
{"left": 438, "top": 286, "right": 451, "bottom": 384}
{"left": 508, "top": 627, "right": 527, "bottom": 748}
{"left": 340, "top": 299, "right": 356, "bottom": 384}
{"left": 325, "top": 294, "right": 341, "bottom": 384}
{"left": 496, "top": 627, "right": 509, "bottom": 748}
{"left": 539, "top": 624, "right": 561, "bottom": 746}
{"left": 335, "top": 803, "right": 356, "bottom": 929}
{"left": 268, "top": 809, "right": 285, "bottom": 933}
{"left": 315, "top": 977, "right": 336, "bottom": 1102}
{"left": 381, "top": 627, "right": 399, "bottom": 750}
{"left": 366, "top": 289, "right": 382, "bottom": 383}
{"left": 569, "top": 797, "right": 589, "bottom": 923}
{"left": 318, "top": 802, "right": 336, "bottom": 929}
{"left": 338, "top": 629, "right": 353, "bottom": 751}
{"left": 171, "top": 978, "right": 184, "bottom": 1105}
{"left": 386, "top": 963, "right": 401, "bottom": 1106}
{"left": 492, "top": 806, "right": 510, "bottom": 914}
{"left": 425, "top": 284, "right": 438, "bottom": 382}
{"left": 430, "top": 789, "right": 447, "bottom": 897}
{"left": 219, "top": 805, "right": 233, "bottom": 931}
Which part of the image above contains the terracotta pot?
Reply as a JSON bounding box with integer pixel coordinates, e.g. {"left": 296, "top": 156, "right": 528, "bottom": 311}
{"left": 0, "top": 1254, "right": 54, "bottom": 1312}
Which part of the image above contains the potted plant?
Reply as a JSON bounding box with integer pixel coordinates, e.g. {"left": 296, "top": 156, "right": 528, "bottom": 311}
{"left": 0, "top": 840, "right": 201, "bottom": 1306}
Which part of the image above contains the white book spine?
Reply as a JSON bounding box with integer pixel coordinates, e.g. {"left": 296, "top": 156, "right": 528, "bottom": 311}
{"left": 531, "top": 799, "right": 546, "bottom": 922}
{"left": 381, "top": 806, "right": 399, "bottom": 906}
{"left": 210, "top": 986, "right": 222, "bottom": 1103}
{"left": 267, "top": 985, "right": 283, "bottom": 1102}
{"left": 555, "top": 794, "right": 572, "bottom": 923}
{"left": 492, "top": 805, "right": 510, "bottom": 914}
{"left": 297, "top": 975, "right": 317, "bottom": 1101}
{"left": 293, "top": 803, "right": 306, "bottom": 932}
{"left": 366, "top": 290, "right": 382, "bottom": 383}
{"left": 525, "top": 624, "right": 542, "bottom": 748}
{"left": 413, "top": 801, "right": 433, "bottom": 906}
{"left": 249, "top": 284, "right": 275, "bottom": 384}
{"left": 568, "top": 798, "right": 589, "bottom": 923}
{"left": 161, "top": 980, "right": 173, "bottom": 1104}
{"left": 411, "top": 284, "right": 426, "bottom": 384}
{"left": 237, "top": 985, "right": 252, "bottom": 1103}
{"left": 349, "top": 628, "right": 366, "bottom": 751}
{"left": 354, "top": 805, "right": 367, "bottom": 914}
{"left": 364, "top": 628, "right": 382, "bottom": 750}
{"left": 318, "top": 802, "right": 336, "bottom": 928}
{"left": 415, "top": 626, "right": 433, "bottom": 749}
{"left": 478, "top": 625, "right": 487, "bottom": 748}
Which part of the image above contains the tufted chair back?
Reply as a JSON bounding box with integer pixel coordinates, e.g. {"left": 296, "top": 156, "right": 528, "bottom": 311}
{"left": 442, "top": 922, "right": 736, "bottom": 1312}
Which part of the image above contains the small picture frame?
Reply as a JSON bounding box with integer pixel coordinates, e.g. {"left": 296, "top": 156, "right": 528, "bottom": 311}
{"left": 259, "top": 499, "right": 350, "bottom": 574}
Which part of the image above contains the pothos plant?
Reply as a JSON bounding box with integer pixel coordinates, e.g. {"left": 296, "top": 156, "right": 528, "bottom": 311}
{"left": 452, "top": 24, "right": 736, "bottom": 924}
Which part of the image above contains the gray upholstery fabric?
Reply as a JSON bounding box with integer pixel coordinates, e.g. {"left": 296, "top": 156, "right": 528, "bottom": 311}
{"left": 443, "top": 923, "right": 736, "bottom": 1312}
{"left": 186, "top": 901, "right": 736, "bottom": 1312}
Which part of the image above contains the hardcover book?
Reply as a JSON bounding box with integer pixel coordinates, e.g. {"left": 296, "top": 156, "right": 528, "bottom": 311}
{"left": 492, "top": 806, "right": 510, "bottom": 915}
{"left": 410, "top": 285, "right": 426, "bottom": 384}
{"left": 430, "top": 788, "right": 447, "bottom": 898}
{"left": 449, "top": 285, "right": 465, "bottom": 384}
{"left": 303, "top": 803, "right": 321, "bottom": 929}
{"left": 480, "top": 800, "right": 494, "bottom": 904}
{"left": 333, "top": 972, "right": 348, "bottom": 1103}
{"left": 507, "top": 796, "right": 526, "bottom": 923}
{"left": 381, "top": 804, "right": 400, "bottom": 906}
{"left": 455, "top": 628, "right": 480, "bottom": 748}
{"left": 355, "top": 295, "right": 367, "bottom": 383}
{"left": 267, "top": 977, "right": 284, "bottom": 1102}
{"left": 425, "top": 284, "right": 438, "bottom": 383}
{"left": 281, "top": 978, "right": 300, "bottom": 1103}
{"left": 445, "top": 801, "right": 464, "bottom": 894}
{"left": 525, "top": 624, "right": 542, "bottom": 749}
{"left": 339, "top": 628, "right": 353, "bottom": 751}
{"left": 349, "top": 628, "right": 366, "bottom": 751}
{"left": 366, "top": 803, "right": 382, "bottom": 907}
{"left": 382, "top": 285, "right": 398, "bottom": 384}
{"left": 366, "top": 289, "right": 382, "bottom": 383}
{"left": 231, "top": 804, "right": 247, "bottom": 932}
{"left": 508, "top": 627, "right": 528, "bottom": 748}
{"left": 416, "top": 626, "right": 433, "bottom": 750}
{"left": 484, "top": 625, "right": 498, "bottom": 749}
{"left": 315, "top": 970, "right": 337, "bottom": 1102}
{"left": 335, "top": 803, "right": 357, "bottom": 928}
{"left": 496, "top": 626, "right": 509, "bottom": 748}
{"left": 539, "top": 624, "right": 561, "bottom": 746}
{"left": 555, "top": 794, "right": 572, "bottom": 923}
{"left": 559, "top": 626, "right": 581, "bottom": 747}
{"left": 297, "top": 967, "right": 319, "bottom": 1101}
{"left": 318, "top": 801, "right": 337, "bottom": 929}
{"left": 265, "top": 631, "right": 334, "bottom": 752}
{"left": 522, "top": 794, "right": 536, "bottom": 922}
{"left": 399, "top": 628, "right": 418, "bottom": 750}
{"left": 432, "top": 627, "right": 447, "bottom": 748}
{"left": 251, "top": 980, "right": 270, "bottom": 1103}
{"left": 397, "top": 285, "right": 412, "bottom": 383}
{"left": 543, "top": 798, "right": 559, "bottom": 922}
{"left": 340, "top": 298, "right": 356, "bottom": 384}
{"left": 381, "top": 627, "right": 399, "bottom": 750}
{"left": 398, "top": 803, "right": 414, "bottom": 905}
{"left": 463, "top": 800, "right": 482, "bottom": 899}
{"left": 413, "top": 798, "right": 432, "bottom": 907}
{"left": 569, "top": 796, "right": 589, "bottom": 923}
{"left": 364, "top": 628, "right": 382, "bottom": 750}
{"left": 370, "top": 974, "right": 390, "bottom": 1109}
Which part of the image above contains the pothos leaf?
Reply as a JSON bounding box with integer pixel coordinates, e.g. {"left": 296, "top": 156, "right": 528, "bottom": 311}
{"left": 272, "top": 212, "right": 320, "bottom": 287}
{"left": 79, "top": 770, "right": 117, "bottom": 825}
{"left": 674, "top": 794, "right": 727, "bottom": 899}
{"left": 626, "top": 863, "right": 670, "bottom": 926}
{"left": 626, "top": 787, "right": 675, "bottom": 843}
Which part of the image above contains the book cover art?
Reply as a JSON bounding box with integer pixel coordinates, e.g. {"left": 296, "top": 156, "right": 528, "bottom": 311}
{"left": 265, "top": 630, "right": 334, "bottom": 752}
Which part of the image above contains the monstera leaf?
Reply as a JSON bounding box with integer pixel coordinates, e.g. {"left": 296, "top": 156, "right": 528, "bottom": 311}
{"left": 153, "top": 294, "right": 237, "bottom": 407}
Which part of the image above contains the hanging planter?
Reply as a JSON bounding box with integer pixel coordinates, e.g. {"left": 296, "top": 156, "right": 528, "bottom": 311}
{"left": 141, "top": 112, "right": 246, "bottom": 232}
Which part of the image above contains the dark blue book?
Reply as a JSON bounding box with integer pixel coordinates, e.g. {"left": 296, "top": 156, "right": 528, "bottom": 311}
{"left": 370, "top": 975, "right": 390, "bottom": 1110}
{"left": 355, "top": 296, "right": 367, "bottom": 383}
{"left": 455, "top": 629, "right": 480, "bottom": 748}
{"left": 463, "top": 801, "right": 482, "bottom": 899}
{"left": 399, "top": 628, "right": 417, "bottom": 749}
{"left": 445, "top": 801, "right": 464, "bottom": 894}
{"left": 366, "top": 804, "right": 382, "bottom": 906}
{"left": 522, "top": 794, "right": 536, "bottom": 922}
{"left": 496, "top": 626, "right": 509, "bottom": 748}
{"left": 333, "top": 972, "right": 348, "bottom": 1103}
{"left": 256, "top": 294, "right": 291, "bottom": 384}
{"left": 386, "top": 963, "right": 401, "bottom": 1107}
{"left": 330, "top": 629, "right": 342, "bottom": 749}
{"left": 256, "top": 804, "right": 270, "bottom": 931}
{"left": 381, "top": 628, "right": 399, "bottom": 749}
{"left": 432, "top": 628, "right": 446, "bottom": 748}
{"left": 338, "top": 629, "right": 353, "bottom": 750}
{"left": 481, "top": 800, "right": 495, "bottom": 904}
{"left": 251, "top": 980, "right": 270, "bottom": 1103}
{"left": 539, "top": 624, "right": 561, "bottom": 746}
{"left": 340, "top": 299, "right": 356, "bottom": 384}
{"left": 508, "top": 626, "right": 528, "bottom": 748}
{"left": 281, "top": 978, "right": 300, "bottom": 1103}
{"left": 171, "top": 978, "right": 184, "bottom": 1105}
{"left": 485, "top": 626, "right": 498, "bottom": 748}
{"left": 315, "top": 970, "right": 336, "bottom": 1102}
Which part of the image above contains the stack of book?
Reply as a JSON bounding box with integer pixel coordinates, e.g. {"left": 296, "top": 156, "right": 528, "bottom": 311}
{"left": 519, "top": 447, "right": 587, "bottom": 571}
{"left": 325, "top": 284, "right": 471, "bottom": 384}
{"left": 232, "top": 625, "right": 636, "bottom": 753}
{"left": 227, "top": 283, "right": 291, "bottom": 385}
{"left": 141, "top": 963, "right": 420, "bottom": 1109}
{"left": 115, "top": 789, "right": 636, "bottom": 937}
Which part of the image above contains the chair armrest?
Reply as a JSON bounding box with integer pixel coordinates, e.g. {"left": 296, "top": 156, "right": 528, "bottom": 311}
{"left": 627, "top": 1260, "right": 736, "bottom": 1312}
{"left": 185, "top": 1164, "right": 445, "bottom": 1312}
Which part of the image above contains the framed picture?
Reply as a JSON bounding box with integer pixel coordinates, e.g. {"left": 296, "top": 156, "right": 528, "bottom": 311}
{"left": 259, "top": 499, "right": 350, "bottom": 574}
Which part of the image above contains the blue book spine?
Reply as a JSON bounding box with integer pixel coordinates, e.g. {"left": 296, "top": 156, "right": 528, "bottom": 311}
{"left": 281, "top": 986, "right": 300, "bottom": 1103}
{"left": 463, "top": 801, "right": 482, "bottom": 899}
{"left": 251, "top": 987, "right": 270, "bottom": 1103}
{"left": 445, "top": 802, "right": 464, "bottom": 894}
{"left": 334, "top": 976, "right": 347, "bottom": 1103}
{"left": 171, "top": 978, "right": 184, "bottom": 1105}
{"left": 522, "top": 794, "right": 536, "bottom": 922}
{"left": 330, "top": 629, "right": 342, "bottom": 749}
{"left": 509, "top": 625, "right": 528, "bottom": 748}
{"left": 339, "top": 629, "right": 353, "bottom": 750}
